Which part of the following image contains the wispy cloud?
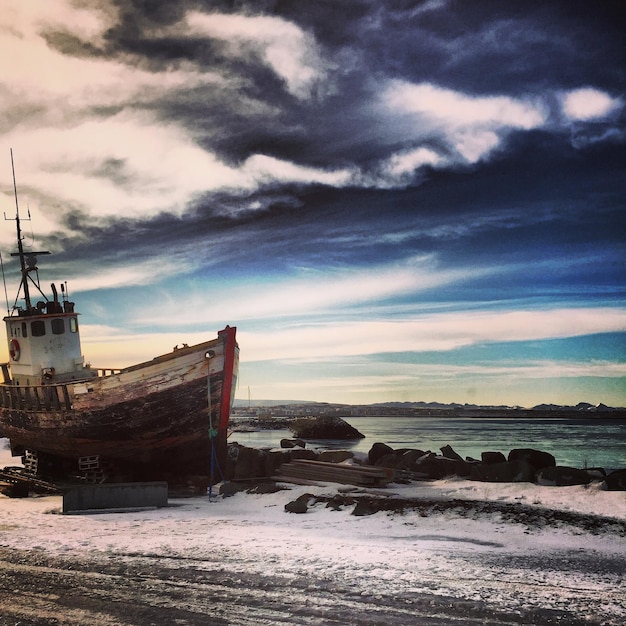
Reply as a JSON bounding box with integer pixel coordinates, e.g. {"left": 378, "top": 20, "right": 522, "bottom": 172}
{"left": 239, "top": 308, "right": 626, "bottom": 363}
{"left": 382, "top": 81, "right": 546, "bottom": 164}
{"left": 180, "top": 11, "right": 333, "bottom": 99}
{"left": 241, "top": 154, "right": 355, "bottom": 188}
{"left": 123, "top": 257, "right": 487, "bottom": 327}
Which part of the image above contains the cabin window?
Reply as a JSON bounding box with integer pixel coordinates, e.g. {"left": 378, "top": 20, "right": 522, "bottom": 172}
{"left": 12, "top": 323, "right": 26, "bottom": 338}
{"left": 51, "top": 318, "right": 65, "bottom": 335}
{"left": 69, "top": 317, "right": 78, "bottom": 333}
{"left": 31, "top": 320, "right": 46, "bottom": 337}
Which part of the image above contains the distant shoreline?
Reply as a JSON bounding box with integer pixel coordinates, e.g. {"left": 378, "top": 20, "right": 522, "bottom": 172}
{"left": 232, "top": 406, "right": 626, "bottom": 423}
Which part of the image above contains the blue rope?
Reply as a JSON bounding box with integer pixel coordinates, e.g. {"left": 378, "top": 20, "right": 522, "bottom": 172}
{"left": 207, "top": 369, "right": 224, "bottom": 500}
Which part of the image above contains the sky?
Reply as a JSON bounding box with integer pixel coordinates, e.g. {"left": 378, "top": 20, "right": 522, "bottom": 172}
{"left": 0, "top": 0, "right": 624, "bottom": 407}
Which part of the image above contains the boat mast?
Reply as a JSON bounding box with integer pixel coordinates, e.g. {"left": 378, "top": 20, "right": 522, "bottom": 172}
{"left": 6, "top": 150, "right": 50, "bottom": 316}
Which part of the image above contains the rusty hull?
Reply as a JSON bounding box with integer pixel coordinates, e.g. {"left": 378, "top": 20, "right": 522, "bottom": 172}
{"left": 0, "top": 327, "right": 239, "bottom": 480}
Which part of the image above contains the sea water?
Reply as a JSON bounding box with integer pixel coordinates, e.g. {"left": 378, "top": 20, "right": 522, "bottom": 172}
{"left": 230, "top": 415, "right": 626, "bottom": 471}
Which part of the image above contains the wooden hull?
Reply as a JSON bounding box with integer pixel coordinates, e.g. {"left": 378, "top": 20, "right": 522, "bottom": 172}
{"left": 0, "top": 326, "right": 238, "bottom": 482}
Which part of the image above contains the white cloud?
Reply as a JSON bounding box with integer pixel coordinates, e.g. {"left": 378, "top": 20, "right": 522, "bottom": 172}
{"left": 452, "top": 129, "right": 500, "bottom": 163}
{"left": 381, "top": 81, "right": 546, "bottom": 165}
{"left": 381, "top": 147, "right": 445, "bottom": 181}
{"left": 0, "top": 5, "right": 353, "bottom": 226}
{"left": 561, "top": 88, "right": 622, "bottom": 121}
{"left": 183, "top": 12, "right": 331, "bottom": 99}
{"left": 242, "top": 154, "right": 355, "bottom": 187}
{"left": 0, "top": 4, "right": 240, "bottom": 227}
{"left": 1, "top": 0, "right": 113, "bottom": 40}
{"left": 239, "top": 308, "right": 626, "bottom": 362}
{"left": 77, "top": 308, "right": 626, "bottom": 377}
{"left": 385, "top": 82, "right": 545, "bottom": 130}
{"left": 2, "top": 113, "right": 358, "bottom": 226}
{"left": 0, "top": 3, "right": 216, "bottom": 113}
{"left": 1, "top": 112, "right": 241, "bottom": 221}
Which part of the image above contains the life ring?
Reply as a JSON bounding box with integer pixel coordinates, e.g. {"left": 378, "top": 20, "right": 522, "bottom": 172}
{"left": 9, "top": 339, "right": 20, "bottom": 361}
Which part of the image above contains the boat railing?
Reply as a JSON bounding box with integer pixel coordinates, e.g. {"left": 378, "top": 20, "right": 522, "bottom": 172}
{"left": 96, "top": 368, "right": 122, "bottom": 377}
{"left": 0, "top": 383, "right": 72, "bottom": 411}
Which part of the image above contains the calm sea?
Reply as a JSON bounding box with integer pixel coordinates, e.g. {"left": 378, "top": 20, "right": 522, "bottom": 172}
{"left": 230, "top": 415, "right": 626, "bottom": 472}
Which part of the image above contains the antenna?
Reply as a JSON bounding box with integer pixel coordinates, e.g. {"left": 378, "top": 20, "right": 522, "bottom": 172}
{"left": 11, "top": 149, "right": 19, "bottom": 219}
{"left": 10, "top": 149, "right": 32, "bottom": 310}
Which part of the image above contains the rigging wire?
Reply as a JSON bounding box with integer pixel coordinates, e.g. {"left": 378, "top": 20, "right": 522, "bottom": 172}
{"left": 0, "top": 252, "right": 9, "bottom": 317}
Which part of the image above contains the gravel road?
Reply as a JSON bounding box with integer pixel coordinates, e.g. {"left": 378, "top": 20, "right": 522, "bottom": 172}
{"left": 1, "top": 542, "right": 621, "bottom": 626}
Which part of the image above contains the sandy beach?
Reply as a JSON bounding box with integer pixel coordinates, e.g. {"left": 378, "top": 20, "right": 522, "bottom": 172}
{"left": 1, "top": 441, "right": 625, "bottom": 625}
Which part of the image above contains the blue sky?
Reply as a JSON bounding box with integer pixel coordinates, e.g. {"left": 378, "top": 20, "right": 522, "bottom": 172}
{"left": 0, "top": 1, "right": 624, "bottom": 407}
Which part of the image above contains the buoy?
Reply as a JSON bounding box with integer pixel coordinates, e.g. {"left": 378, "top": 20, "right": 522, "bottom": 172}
{"left": 9, "top": 339, "right": 20, "bottom": 361}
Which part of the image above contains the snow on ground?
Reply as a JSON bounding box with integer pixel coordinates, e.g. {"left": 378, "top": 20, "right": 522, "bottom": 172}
{"left": 2, "top": 439, "right": 626, "bottom": 623}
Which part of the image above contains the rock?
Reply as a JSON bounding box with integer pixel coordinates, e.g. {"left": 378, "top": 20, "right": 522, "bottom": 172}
{"left": 508, "top": 448, "right": 556, "bottom": 471}
{"left": 585, "top": 467, "right": 606, "bottom": 480}
{"left": 247, "top": 481, "right": 284, "bottom": 495}
{"left": 536, "top": 466, "right": 591, "bottom": 486}
{"left": 280, "top": 438, "right": 305, "bottom": 449}
{"left": 471, "top": 460, "right": 535, "bottom": 483}
{"left": 289, "top": 416, "right": 365, "bottom": 440}
{"left": 325, "top": 494, "right": 355, "bottom": 511}
{"left": 368, "top": 442, "right": 394, "bottom": 465}
{"left": 219, "top": 481, "right": 247, "bottom": 497}
{"left": 440, "top": 445, "right": 463, "bottom": 461}
{"left": 233, "top": 445, "right": 267, "bottom": 479}
{"left": 264, "top": 450, "right": 291, "bottom": 476}
{"left": 481, "top": 451, "right": 507, "bottom": 465}
{"left": 374, "top": 453, "right": 398, "bottom": 469}
{"left": 318, "top": 450, "right": 354, "bottom": 463}
{"left": 605, "top": 468, "right": 626, "bottom": 491}
{"left": 289, "top": 448, "right": 318, "bottom": 461}
{"left": 415, "top": 455, "right": 472, "bottom": 479}
{"left": 397, "top": 449, "right": 428, "bottom": 471}
{"left": 229, "top": 444, "right": 317, "bottom": 480}
{"left": 284, "top": 493, "right": 312, "bottom": 514}
{"left": 352, "top": 500, "right": 377, "bottom": 516}
{"left": 393, "top": 448, "right": 414, "bottom": 457}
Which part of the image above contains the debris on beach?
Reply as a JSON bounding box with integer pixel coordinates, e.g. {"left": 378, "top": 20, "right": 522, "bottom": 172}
{"left": 0, "top": 466, "right": 60, "bottom": 498}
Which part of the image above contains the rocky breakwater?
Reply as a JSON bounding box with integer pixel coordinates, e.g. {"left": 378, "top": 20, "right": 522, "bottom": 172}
{"left": 367, "top": 441, "right": 626, "bottom": 490}
{"left": 224, "top": 415, "right": 625, "bottom": 492}
{"left": 224, "top": 416, "right": 367, "bottom": 484}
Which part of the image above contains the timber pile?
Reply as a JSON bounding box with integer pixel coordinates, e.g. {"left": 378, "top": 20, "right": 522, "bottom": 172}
{"left": 276, "top": 459, "right": 394, "bottom": 487}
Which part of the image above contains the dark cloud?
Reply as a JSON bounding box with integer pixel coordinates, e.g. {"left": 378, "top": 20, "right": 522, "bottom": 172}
{"left": 10, "top": 1, "right": 626, "bottom": 315}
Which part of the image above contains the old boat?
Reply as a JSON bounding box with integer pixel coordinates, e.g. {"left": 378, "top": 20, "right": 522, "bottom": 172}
{"left": 0, "top": 177, "right": 238, "bottom": 485}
